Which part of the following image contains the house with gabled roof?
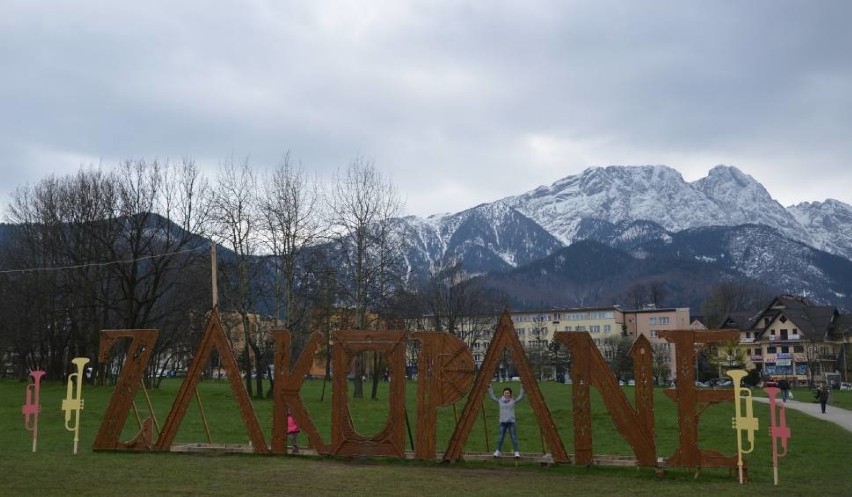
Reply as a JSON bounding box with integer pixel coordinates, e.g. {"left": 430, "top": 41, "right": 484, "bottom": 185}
{"left": 725, "top": 294, "right": 851, "bottom": 387}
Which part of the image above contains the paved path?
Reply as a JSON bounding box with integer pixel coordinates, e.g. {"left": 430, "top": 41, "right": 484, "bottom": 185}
{"left": 752, "top": 395, "right": 852, "bottom": 433}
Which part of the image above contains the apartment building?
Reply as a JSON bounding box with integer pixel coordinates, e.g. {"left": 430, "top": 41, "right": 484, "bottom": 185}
{"left": 408, "top": 305, "right": 693, "bottom": 383}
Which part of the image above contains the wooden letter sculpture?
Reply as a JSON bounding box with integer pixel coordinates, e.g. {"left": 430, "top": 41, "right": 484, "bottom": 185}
{"left": 554, "top": 332, "right": 656, "bottom": 466}
{"left": 93, "top": 329, "right": 159, "bottom": 450}
{"left": 411, "top": 331, "right": 475, "bottom": 460}
{"left": 330, "top": 330, "right": 408, "bottom": 457}
{"left": 272, "top": 330, "right": 329, "bottom": 455}
{"left": 155, "top": 308, "right": 269, "bottom": 453}
{"left": 658, "top": 329, "right": 739, "bottom": 471}
{"left": 443, "top": 311, "right": 568, "bottom": 463}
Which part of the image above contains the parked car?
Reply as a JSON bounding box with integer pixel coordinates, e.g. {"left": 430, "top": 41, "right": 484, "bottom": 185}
{"left": 840, "top": 382, "right": 852, "bottom": 391}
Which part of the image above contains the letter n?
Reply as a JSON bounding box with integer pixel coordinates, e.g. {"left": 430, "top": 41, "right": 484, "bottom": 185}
{"left": 554, "top": 332, "right": 656, "bottom": 466}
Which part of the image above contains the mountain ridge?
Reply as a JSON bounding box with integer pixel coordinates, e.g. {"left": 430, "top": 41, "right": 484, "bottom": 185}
{"left": 400, "top": 164, "right": 852, "bottom": 311}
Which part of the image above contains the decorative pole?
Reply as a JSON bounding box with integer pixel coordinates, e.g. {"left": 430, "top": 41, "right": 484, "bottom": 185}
{"left": 211, "top": 242, "right": 218, "bottom": 308}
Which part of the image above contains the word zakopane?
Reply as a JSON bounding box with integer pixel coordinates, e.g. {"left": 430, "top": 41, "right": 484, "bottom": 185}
{"left": 32, "top": 308, "right": 790, "bottom": 479}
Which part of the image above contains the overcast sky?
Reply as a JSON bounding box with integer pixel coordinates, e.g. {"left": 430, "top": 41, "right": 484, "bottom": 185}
{"left": 2, "top": 1, "right": 851, "bottom": 219}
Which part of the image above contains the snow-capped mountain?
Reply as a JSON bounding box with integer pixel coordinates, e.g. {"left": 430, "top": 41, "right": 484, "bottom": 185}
{"left": 400, "top": 164, "right": 852, "bottom": 310}
{"left": 501, "top": 165, "right": 812, "bottom": 247}
{"left": 402, "top": 202, "right": 563, "bottom": 278}
{"left": 788, "top": 199, "right": 852, "bottom": 261}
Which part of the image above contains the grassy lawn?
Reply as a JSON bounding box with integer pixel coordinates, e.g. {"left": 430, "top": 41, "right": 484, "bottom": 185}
{"left": 787, "top": 386, "right": 852, "bottom": 410}
{"left": 2, "top": 378, "right": 851, "bottom": 496}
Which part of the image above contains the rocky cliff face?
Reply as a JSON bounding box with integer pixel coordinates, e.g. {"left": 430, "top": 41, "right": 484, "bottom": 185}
{"left": 399, "top": 164, "right": 852, "bottom": 310}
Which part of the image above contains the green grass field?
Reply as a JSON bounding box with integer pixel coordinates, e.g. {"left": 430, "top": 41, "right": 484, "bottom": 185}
{"left": 2, "top": 378, "right": 851, "bottom": 496}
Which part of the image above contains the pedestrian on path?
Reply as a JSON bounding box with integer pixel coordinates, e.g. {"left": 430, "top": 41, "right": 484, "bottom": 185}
{"left": 778, "top": 379, "right": 790, "bottom": 402}
{"left": 816, "top": 383, "right": 830, "bottom": 414}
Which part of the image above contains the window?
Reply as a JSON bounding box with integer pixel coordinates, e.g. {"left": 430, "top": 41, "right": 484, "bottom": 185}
{"left": 658, "top": 317, "right": 670, "bottom": 325}
{"left": 768, "top": 346, "right": 777, "bottom": 353}
{"left": 603, "top": 324, "right": 611, "bottom": 333}
{"left": 781, "top": 346, "right": 789, "bottom": 353}
{"left": 649, "top": 330, "right": 658, "bottom": 338}
{"left": 590, "top": 325, "right": 600, "bottom": 333}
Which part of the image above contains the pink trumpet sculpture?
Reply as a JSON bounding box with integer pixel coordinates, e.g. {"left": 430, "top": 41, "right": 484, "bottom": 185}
{"left": 22, "top": 370, "right": 46, "bottom": 452}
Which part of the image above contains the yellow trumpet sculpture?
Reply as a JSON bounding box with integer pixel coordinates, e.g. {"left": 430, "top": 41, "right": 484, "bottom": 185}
{"left": 727, "top": 369, "right": 759, "bottom": 484}
{"left": 61, "top": 357, "right": 90, "bottom": 454}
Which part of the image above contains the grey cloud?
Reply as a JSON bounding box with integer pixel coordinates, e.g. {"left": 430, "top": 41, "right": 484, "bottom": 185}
{"left": 1, "top": 1, "right": 850, "bottom": 217}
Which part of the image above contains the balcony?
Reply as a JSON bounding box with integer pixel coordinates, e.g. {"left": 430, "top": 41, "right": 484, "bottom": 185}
{"left": 768, "top": 334, "right": 800, "bottom": 342}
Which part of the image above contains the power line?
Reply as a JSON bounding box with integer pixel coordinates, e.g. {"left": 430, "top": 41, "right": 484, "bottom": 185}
{"left": 0, "top": 245, "right": 209, "bottom": 275}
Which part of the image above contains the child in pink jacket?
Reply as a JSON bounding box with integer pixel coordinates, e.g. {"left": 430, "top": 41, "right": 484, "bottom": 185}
{"left": 287, "top": 411, "right": 301, "bottom": 453}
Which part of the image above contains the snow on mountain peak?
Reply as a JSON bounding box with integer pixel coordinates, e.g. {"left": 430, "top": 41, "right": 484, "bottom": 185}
{"left": 502, "top": 165, "right": 762, "bottom": 243}
{"left": 402, "top": 164, "right": 852, "bottom": 272}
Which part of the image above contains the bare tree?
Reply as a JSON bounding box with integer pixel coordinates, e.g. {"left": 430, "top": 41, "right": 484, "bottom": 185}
{"left": 2, "top": 161, "right": 211, "bottom": 383}
{"left": 624, "top": 283, "right": 648, "bottom": 310}
{"left": 144, "top": 159, "right": 212, "bottom": 383}
{"left": 700, "top": 280, "right": 771, "bottom": 328}
{"left": 3, "top": 169, "right": 118, "bottom": 377}
{"left": 648, "top": 280, "right": 667, "bottom": 308}
{"left": 326, "top": 158, "right": 405, "bottom": 399}
{"left": 259, "top": 153, "right": 325, "bottom": 332}
{"left": 651, "top": 343, "right": 671, "bottom": 385}
{"left": 603, "top": 335, "right": 634, "bottom": 384}
{"left": 708, "top": 338, "right": 747, "bottom": 378}
{"left": 416, "top": 257, "right": 494, "bottom": 350}
{"left": 208, "top": 159, "right": 266, "bottom": 397}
